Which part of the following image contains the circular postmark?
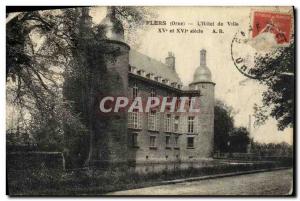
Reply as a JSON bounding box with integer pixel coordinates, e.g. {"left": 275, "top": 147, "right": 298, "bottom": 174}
{"left": 231, "top": 30, "right": 264, "bottom": 79}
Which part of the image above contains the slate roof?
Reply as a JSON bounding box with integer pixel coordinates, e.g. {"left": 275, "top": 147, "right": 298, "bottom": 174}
{"left": 129, "top": 49, "right": 182, "bottom": 85}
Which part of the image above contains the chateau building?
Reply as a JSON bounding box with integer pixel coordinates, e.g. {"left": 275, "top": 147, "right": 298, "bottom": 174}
{"left": 88, "top": 8, "right": 215, "bottom": 166}
{"left": 127, "top": 49, "right": 215, "bottom": 163}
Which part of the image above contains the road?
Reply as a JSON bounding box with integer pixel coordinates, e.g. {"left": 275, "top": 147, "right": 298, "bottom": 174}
{"left": 108, "top": 169, "right": 293, "bottom": 196}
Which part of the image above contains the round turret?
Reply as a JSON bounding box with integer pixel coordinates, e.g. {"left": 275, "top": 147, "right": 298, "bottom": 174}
{"left": 191, "top": 49, "right": 213, "bottom": 83}
{"left": 193, "top": 65, "right": 212, "bottom": 83}
{"left": 100, "top": 7, "right": 124, "bottom": 42}
{"left": 189, "top": 49, "right": 215, "bottom": 159}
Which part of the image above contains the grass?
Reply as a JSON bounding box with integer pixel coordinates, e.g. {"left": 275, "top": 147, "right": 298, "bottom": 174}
{"left": 7, "top": 160, "right": 292, "bottom": 196}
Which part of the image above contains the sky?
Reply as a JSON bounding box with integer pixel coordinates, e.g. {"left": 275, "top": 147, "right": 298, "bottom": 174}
{"left": 93, "top": 6, "right": 293, "bottom": 144}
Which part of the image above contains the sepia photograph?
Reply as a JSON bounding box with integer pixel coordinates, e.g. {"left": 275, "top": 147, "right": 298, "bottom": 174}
{"left": 6, "top": 5, "right": 294, "bottom": 196}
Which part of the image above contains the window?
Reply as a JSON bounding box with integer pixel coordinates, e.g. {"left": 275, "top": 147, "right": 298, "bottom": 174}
{"left": 137, "top": 70, "right": 145, "bottom": 76}
{"left": 163, "top": 79, "right": 169, "bottom": 85}
{"left": 171, "top": 82, "right": 177, "bottom": 87}
{"left": 175, "top": 97, "right": 180, "bottom": 111}
{"left": 147, "top": 73, "right": 154, "bottom": 79}
{"left": 130, "top": 66, "right": 137, "bottom": 73}
{"left": 150, "top": 136, "right": 156, "bottom": 148}
{"left": 155, "top": 76, "right": 162, "bottom": 82}
{"left": 128, "top": 109, "right": 141, "bottom": 129}
{"left": 175, "top": 135, "right": 179, "bottom": 147}
{"left": 150, "top": 88, "right": 156, "bottom": 97}
{"left": 188, "top": 97, "right": 192, "bottom": 107}
{"left": 165, "top": 114, "right": 172, "bottom": 132}
{"left": 148, "top": 110, "right": 158, "bottom": 131}
{"left": 166, "top": 135, "right": 171, "bottom": 148}
{"left": 187, "top": 137, "right": 194, "bottom": 148}
{"left": 188, "top": 116, "right": 194, "bottom": 133}
{"left": 150, "top": 88, "right": 156, "bottom": 105}
{"left": 131, "top": 133, "right": 138, "bottom": 147}
{"left": 167, "top": 94, "right": 173, "bottom": 102}
{"left": 166, "top": 94, "right": 173, "bottom": 111}
{"left": 174, "top": 116, "right": 179, "bottom": 132}
{"left": 133, "top": 83, "right": 138, "bottom": 98}
{"left": 133, "top": 110, "right": 139, "bottom": 129}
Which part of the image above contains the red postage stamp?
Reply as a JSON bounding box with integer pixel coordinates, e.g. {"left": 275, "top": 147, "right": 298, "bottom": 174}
{"left": 252, "top": 11, "right": 292, "bottom": 44}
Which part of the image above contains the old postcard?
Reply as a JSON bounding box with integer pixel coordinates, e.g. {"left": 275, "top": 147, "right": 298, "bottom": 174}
{"left": 6, "top": 6, "right": 294, "bottom": 196}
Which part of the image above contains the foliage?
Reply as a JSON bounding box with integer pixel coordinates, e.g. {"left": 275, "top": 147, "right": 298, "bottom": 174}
{"left": 228, "top": 127, "right": 250, "bottom": 153}
{"left": 114, "top": 6, "right": 156, "bottom": 45}
{"left": 6, "top": 8, "right": 87, "bottom": 151}
{"left": 214, "top": 100, "right": 234, "bottom": 152}
{"left": 6, "top": 7, "right": 154, "bottom": 167}
{"left": 252, "top": 40, "right": 294, "bottom": 130}
{"left": 251, "top": 141, "right": 293, "bottom": 157}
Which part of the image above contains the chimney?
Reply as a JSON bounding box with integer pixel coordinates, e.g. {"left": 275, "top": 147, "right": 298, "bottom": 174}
{"left": 165, "top": 52, "right": 175, "bottom": 71}
{"left": 200, "top": 49, "right": 206, "bottom": 67}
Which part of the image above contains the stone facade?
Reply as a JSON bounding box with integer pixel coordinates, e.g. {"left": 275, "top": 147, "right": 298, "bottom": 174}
{"left": 127, "top": 51, "right": 215, "bottom": 163}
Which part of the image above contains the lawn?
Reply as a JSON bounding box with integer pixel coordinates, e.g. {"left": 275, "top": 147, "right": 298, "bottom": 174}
{"left": 7, "top": 159, "right": 292, "bottom": 196}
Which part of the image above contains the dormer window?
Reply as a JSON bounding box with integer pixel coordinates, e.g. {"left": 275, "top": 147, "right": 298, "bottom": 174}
{"left": 149, "top": 73, "right": 154, "bottom": 80}
{"left": 163, "top": 79, "right": 170, "bottom": 85}
{"left": 155, "top": 76, "right": 162, "bottom": 82}
{"left": 137, "top": 70, "right": 145, "bottom": 77}
{"left": 146, "top": 73, "right": 154, "bottom": 79}
{"left": 154, "top": 76, "right": 161, "bottom": 82}
{"left": 177, "top": 84, "right": 182, "bottom": 89}
{"left": 130, "top": 66, "right": 137, "bottom": 74}
{"left": 171, "top": 82, "right": 177, "bottom": 87}
{"left": 142, "top": 71, "right": 146, "bottom": 77}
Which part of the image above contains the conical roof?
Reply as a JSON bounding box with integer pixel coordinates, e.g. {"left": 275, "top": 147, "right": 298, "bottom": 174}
{"left": 193, "top": 65, "right": 212, "bottom": 82}
{"left": 192, "top": 49, "right": 213, "bottom": 83}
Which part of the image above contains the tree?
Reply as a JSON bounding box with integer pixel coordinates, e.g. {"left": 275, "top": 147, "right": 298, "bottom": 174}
{"left": 214, "top": 100, "right": 234, "bottom": 152}
{"left": 251, "top": 141, "right": 293, "bottom": 157}
{"left": 229, "top": 127, "right": 250, "bottom": 153}
{"left": 6, "top": 8, "right": 84, "bottom": 151}
{"left": 252, "top": 40, "right": 294, "bottom": 131}
{"left": 6, "top": 6, "right": 153, "bottom": 167}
